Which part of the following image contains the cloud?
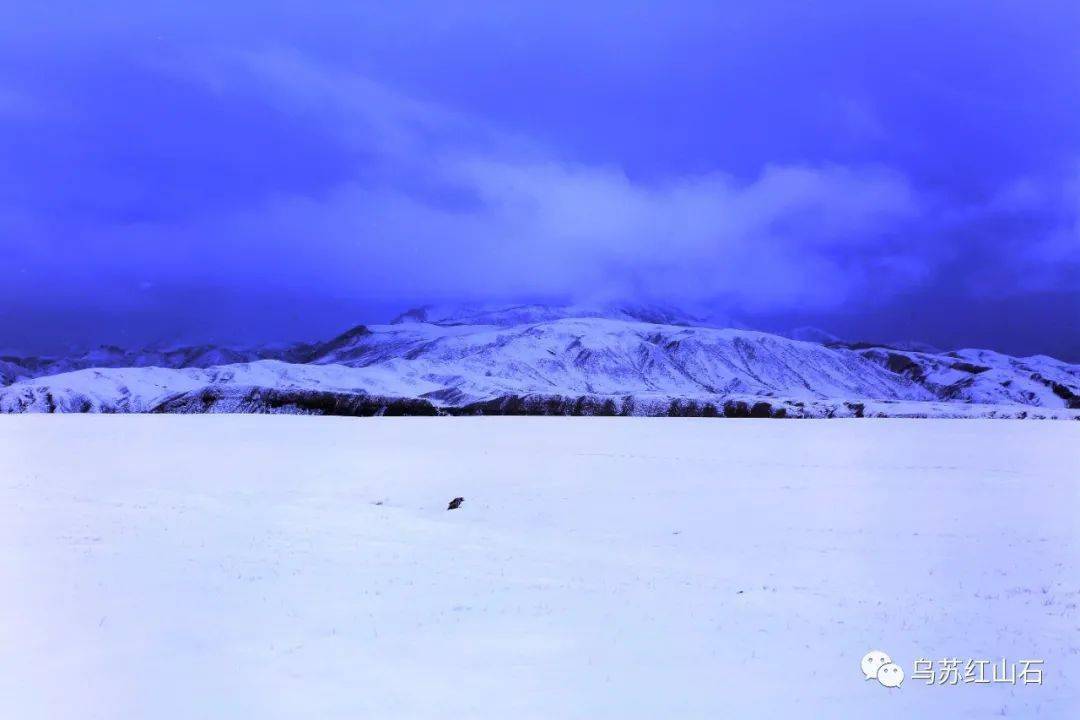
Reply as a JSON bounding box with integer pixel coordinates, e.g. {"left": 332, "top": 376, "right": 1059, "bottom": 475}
{"left": 123, "top": 153, "right": 919, "bottom": 318}
{"left": 20, "top": 46, "right": 1070, "bottom": 321}
{"left": 121, "top": 50, "right": 922, "bottom": 312}
{"left": 1, "top": 26, "right": 1077, "bottom": 356}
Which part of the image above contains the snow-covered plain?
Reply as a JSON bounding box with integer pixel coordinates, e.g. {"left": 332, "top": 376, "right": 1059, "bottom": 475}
{"left": 1, "top": 416, "right": 1078, "bottom": 718}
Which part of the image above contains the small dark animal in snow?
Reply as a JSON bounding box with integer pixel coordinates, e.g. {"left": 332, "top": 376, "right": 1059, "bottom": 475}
{"left": 447, "top": 497, "right": 465, "bottom": 510}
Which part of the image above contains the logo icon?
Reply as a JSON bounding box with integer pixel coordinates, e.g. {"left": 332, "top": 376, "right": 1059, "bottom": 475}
{"left": 862, "top": 650, "right": 904, "bottom": 688}
{"left": 878, "top": 662, "right": 904, "bottom": 688}
{"left": 861, "top": 650, "right": 892, "bottom": 681}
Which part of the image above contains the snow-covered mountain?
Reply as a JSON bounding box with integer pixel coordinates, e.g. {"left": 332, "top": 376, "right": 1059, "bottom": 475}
{"left": 855, "top": 346, "right": 1080, "bottom": 408}
{"left": 2, "top": 306, "right": 1077, "bottom": 418}
{"left": 0, "top": 343, "right": 304, "bottom": 386}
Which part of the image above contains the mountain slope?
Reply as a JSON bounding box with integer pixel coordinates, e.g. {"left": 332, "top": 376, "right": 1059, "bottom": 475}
{"left": 856, "top": 347, "right": 1080, "bottom": 409}
{"left": 308, "top": 319, "right": 930, "bottom": 403}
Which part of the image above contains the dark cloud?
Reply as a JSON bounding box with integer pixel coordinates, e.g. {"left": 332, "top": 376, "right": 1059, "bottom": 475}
{"left": 0, "top": 1, "right": 1077, "bottom": 357}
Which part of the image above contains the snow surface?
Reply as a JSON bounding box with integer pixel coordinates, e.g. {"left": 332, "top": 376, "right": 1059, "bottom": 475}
{"left": 1, "top": 416, "right": 1078, "bottom": 718}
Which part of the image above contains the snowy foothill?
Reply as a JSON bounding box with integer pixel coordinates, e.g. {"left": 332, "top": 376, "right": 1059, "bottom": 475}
{"left": 1, "top": 416, "right": 1078, "bottom": 718}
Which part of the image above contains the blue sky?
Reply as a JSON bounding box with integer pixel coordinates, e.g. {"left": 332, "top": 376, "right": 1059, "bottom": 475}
{"left": 1, "top": 1, "right": 1078, "bottom": 358}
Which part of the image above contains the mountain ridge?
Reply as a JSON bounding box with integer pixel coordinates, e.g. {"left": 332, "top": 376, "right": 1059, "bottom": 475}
{"left": 2, "top": 305, "right": 1077, "bottom": 418}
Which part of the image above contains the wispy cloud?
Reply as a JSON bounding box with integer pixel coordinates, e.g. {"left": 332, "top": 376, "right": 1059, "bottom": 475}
{"left": 148, "top": 50, "right": 928, "bottom": 312}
